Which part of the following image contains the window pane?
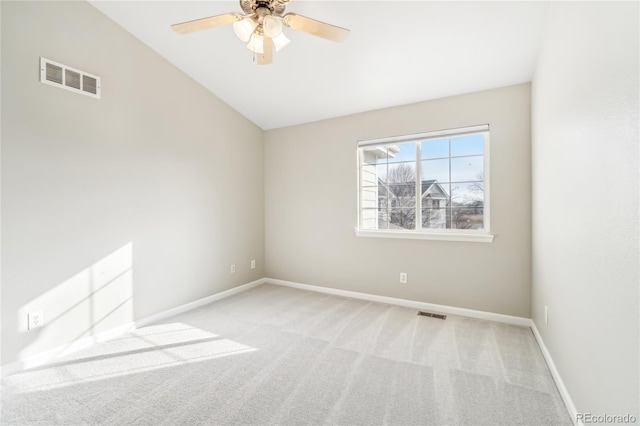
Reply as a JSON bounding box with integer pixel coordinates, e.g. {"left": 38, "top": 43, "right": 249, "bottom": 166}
{"left": 361, "top": 146, "right": 388, "bottom": 165}
{"left": 360, "top": 164, "right": 378, "bottom": 187}
{"left": 387, "top": 162, "right": 415, "bottom": 184}
{"left": 377, "top": 184, "right": 390, "bottom": 209}
{"left": 451, "top": 155, "right": 483, "bottom": 182}
{"left": 361, "top": 208, "right": 378, "bottom": 230}
{"left": 378, "top": 209, "right": 390, "bottom": 229}
{"left": 387, "top": 142, "right": 416, "bottom": 163}
{"left": 389, "top": 208, "right": 415, "bottom": 230}
{"left": 361, "top": 185, "right": 379, "bottom": 209}
{"left": 376, "top": 164, "right": 387, "bottom": 184}
{"left": 360, "top": 164, "right": 387, "bottom": 186}
{"left": 421, "top": 208, "right": 447, "bottom": 229}
{"left": 422, "top": 197, "right": 443, "bottom": 209}
{"left": 363, "top": 207, "right": 422, "bottom": 230}
{"left": 421, "top": 138, "right": 449, "bottom": 159}
{"left": 450, "top": 182, "right": 484, "bottom": 206}
{"left": 421, "top": 159, "right": 449, "bottom": 183}
{"left": 452, "top": 207, "right": 484, "bottom": 230}
{"left": 451, "top": 134, "right": 484, "bottom": 157}
{"left": 421, "top": 181, "right": 450, "bottom": 205}
{"left": 387, "top": 185, "right": 416, "bottom": 208}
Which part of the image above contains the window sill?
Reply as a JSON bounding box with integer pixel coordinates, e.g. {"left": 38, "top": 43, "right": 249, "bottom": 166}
{"left": 355, "top": 229, "right": 494, "bottom": 243}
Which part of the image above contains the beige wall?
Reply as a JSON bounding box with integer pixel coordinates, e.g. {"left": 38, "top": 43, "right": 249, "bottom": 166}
{"left": 265, "top": 84, "right": 532, "bottom": 317}
{"left": 1, "top": 1, "right": 264, "bottom": 366}
{"left": 3, "top": 3, "right": 636, "bottom": 418}
{"left": 532, "top": 1, "right": 639, "bottom": 418}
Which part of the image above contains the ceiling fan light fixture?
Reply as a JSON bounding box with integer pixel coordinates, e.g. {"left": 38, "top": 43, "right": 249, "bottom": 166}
{"left": 233, "top": 17, "right": 257, "bottom": 42}
{"left": 170, "top": 1, "right": 351, "bottom": 66}
{"left": 262, "top": 15, "right": 283, "bottom": 38}
{"left": 246, "top": 32, "right": 265, "bottom": 54}
{"left": 272, "top": 32, "right": 291, "bottom": 52}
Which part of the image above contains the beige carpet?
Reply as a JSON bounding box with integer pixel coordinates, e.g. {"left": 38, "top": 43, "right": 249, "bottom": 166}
{"left": 1, "top": 283, "right": 571, "bottom": 425}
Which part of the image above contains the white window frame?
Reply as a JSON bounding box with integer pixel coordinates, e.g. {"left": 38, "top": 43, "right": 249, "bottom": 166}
{"left": 356, "top": 124, "right": 494, "bottom": 243}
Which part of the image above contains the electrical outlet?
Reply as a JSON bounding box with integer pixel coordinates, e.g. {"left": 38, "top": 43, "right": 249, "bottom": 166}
{"left": 251, "top": 259, "right": 256, "bottom": 269}
{"left": 544, "top": 305, "right": 548, "bottom": 324}
{"left": 230, "top": 264, "right": 236, "bottom": 274}
{"left": 400, "top": 272, "right": 408, "bottom": 284}
{"left": 28, "top": 311, "right": 44, "bottom": 330}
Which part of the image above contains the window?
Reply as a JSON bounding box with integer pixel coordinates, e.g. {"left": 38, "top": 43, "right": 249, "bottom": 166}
{"left": 357, "top": 125, "right": 493, "bottom": 242}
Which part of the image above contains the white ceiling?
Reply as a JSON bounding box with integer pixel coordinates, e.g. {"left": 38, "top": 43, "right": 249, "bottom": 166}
{"left": 88, "top": 1, "right": 551, "bottom": 130}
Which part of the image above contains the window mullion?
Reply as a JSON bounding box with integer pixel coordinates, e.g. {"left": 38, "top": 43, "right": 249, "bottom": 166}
{"left": 416, "top": 143, "right": 421, "bottom": 230}
{"left": 358, "top": 148, "right": 362, "bottom": 229}
{"left": 448, "top": 138, "right": 452, "bottom": 229}
{"left": 385, "top": 155, "right": 389, "bottom": 230}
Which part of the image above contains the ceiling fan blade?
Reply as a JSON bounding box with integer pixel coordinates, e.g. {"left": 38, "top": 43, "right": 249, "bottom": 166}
{"left": 171, "top": 13, "right": 242, "bottom": 35}
{"left": 257, "top": 36, "right": 274, "bottom": 65}
{"left": 283, "top": 13, "right": 350, "bottom": 43}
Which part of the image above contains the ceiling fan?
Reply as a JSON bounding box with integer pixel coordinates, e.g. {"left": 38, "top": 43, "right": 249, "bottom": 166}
{"left": 170, "top": 0, "right": 350, "bottom": 65}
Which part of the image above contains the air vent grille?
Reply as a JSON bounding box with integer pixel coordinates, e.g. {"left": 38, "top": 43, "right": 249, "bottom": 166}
{"left": 83, "top": 75, "right": 98, "bottom": 95}
{"left": 46, "top": 63, "right": 63, "bottom": 84}
{"left": 417, "top": 311, "right": 447, "bottom": 320}
{"left": 65, "top": 69, "right": 81, "bottom": 90}
{"left": 40, "top": 57, "right": 100, "bottom": 99}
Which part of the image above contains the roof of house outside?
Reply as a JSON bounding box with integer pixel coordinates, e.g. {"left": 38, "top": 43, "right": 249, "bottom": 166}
{"left": 376, "top": 179, "right": 449, "bottom": 199}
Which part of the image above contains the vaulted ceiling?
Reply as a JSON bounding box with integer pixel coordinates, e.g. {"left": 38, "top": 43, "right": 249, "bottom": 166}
{"left": 89, "top": 1, "right": 550, "bottom": 129}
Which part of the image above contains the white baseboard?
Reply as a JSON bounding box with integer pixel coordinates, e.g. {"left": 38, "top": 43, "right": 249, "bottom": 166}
{"left": 135, "top": 278, "right": 265, "bottom": 328}
{"left": 1, "top": 278, "right": 265, "bottom": 377}
{"left": 268, "top": 278, "right": 577, "bottom": 423}
{"left": 2, "top": 275, "right": 578, "bottom": 426}
{"left": 266, "top": 278, "right": 532, "bottom": 327}
{"left": 530, "top": 321, "right": 581, "bottom": 425}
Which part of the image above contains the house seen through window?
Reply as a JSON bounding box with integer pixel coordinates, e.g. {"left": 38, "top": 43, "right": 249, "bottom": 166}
{"left": 358, "top": 125, "right": 489, "bottom": 236}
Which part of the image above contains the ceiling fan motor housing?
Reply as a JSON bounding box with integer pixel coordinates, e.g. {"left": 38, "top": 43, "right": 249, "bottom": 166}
{"left": 241, "top": 0, "right": 287, "bottom": 16}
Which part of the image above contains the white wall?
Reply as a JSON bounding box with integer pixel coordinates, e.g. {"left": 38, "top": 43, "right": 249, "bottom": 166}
{"left": 532, "top": 1, "right": 639, "bottom": 419}
{"left": 265, "top": 84, "right": 532, "bottom": 317}
{"left": 1, "top": 1, "right": 264, "bottom": 366}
